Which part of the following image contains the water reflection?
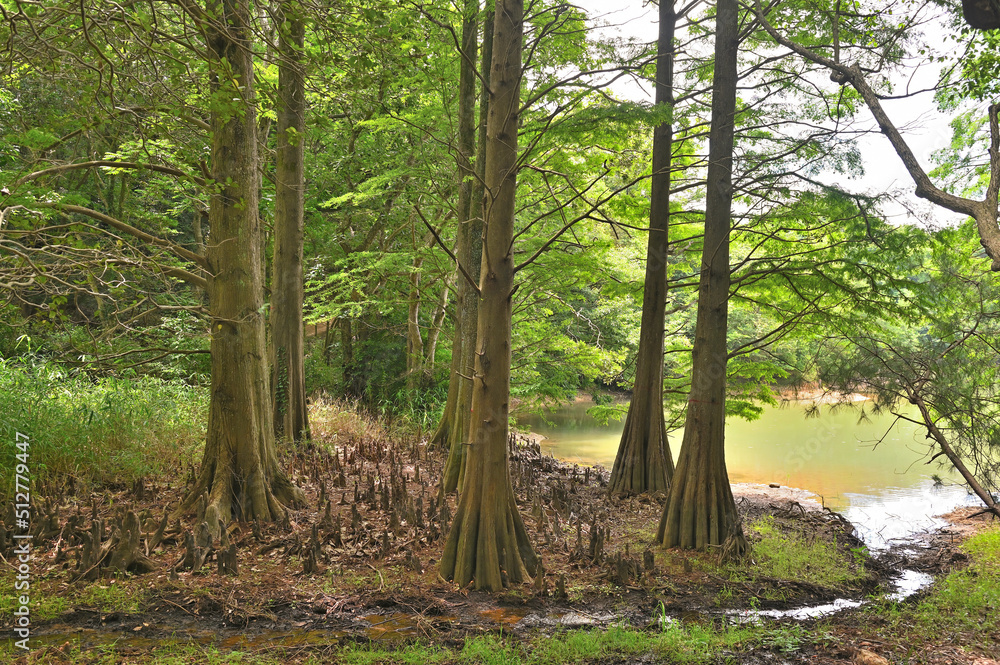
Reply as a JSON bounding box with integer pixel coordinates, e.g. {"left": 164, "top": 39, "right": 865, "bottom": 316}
{"left": 518, "top": 398, "right": 978, "bottom": 546}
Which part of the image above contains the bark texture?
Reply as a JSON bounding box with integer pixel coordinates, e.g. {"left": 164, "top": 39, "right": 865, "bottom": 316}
{"left": 440, "top": 1, "right": 491, "bottom": 494}
{"left": 439, "top": 0, "right": 537, "bottom": 591}
{"left": 271, "top": 0, "right": 310, "bottom": 442}
{"left": 608, "top": 0, "right": 676, "bottom": 496}
{"left": 180, "top": 0, "right": 304, "bottom": 538}
{"left": 657, "top": 0, "right": 745, "bottom": 554}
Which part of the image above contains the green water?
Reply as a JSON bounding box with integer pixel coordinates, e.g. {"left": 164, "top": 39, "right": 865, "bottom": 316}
{"left": 519, "top": 398, "right": 976, "bottom": 546}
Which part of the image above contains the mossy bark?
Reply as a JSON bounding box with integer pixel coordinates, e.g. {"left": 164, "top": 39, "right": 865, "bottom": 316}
{"left": 609, "top": 0, "right": 676, "bottom": 496}
{"left": 657, "top": 0, "right": 745, "bottom": 553}
{"left": 439, "top": 0, "right": 537, "bottom": 591}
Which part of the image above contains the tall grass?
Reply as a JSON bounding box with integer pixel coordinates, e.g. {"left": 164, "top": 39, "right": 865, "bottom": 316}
{"left": 0, "top": 356, "right": 206, "bottom": 500}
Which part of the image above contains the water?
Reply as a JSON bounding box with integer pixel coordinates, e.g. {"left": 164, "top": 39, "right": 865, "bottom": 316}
{"left": 520, "top": 398, "right": 979, "bottom": 548}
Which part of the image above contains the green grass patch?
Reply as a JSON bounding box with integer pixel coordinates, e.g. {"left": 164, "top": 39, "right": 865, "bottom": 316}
{"left": 0, "top": 571, "right": 69, "bottom": 622}
{"left": 0, "top": 622, "right": 772, "bottom": 664}
{"left": 0, "top": 356, "right": 206, "bottom": 500}
{"left": 742, "top": 515, "right": 866, "bottom": 588}
{"left": 76, "top": 581, "right": 147, "bottom": 614}
{"left": 908, "top": 526, "right": 1000, "bottom": 637}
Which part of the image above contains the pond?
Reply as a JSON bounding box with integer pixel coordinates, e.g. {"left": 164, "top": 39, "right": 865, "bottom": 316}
{"left": 517, "top": 397, "right": 979, "bottom": 547}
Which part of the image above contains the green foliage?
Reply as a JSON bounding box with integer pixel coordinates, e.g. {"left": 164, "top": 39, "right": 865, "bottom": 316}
{"left": 819, "top": 221, "right": 1000, "bottom": 499}
{"left": 756, "top": 624, "right": 809, "bottom": 655}
{"left": 0, "top": 356, "right": 206, "bottom": 501}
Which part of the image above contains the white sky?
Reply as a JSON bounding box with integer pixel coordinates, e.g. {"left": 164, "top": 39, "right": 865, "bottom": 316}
{"left": 572, "top": 0, "right": 966, "bottom": 228}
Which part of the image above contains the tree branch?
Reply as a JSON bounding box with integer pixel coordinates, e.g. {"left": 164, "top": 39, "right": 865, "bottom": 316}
{"left": 412, "top": 204, "right": 481, "bottom": 297}
{"left": 33, "top": 203, "right": 210, "bottom": 270}
{"left": 9, "top": 160, "right": 207, "bottom": 190}
{"left": 753, "top": 0, "right": 1000, "bottom": 271}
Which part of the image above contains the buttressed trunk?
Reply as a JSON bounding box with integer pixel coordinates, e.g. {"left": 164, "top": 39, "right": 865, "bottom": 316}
{"left": 179, "top": 0, "right": 304, "bottom": 538}
{"left": 608, "top": 0, "right": 676, "bottom": 496}
{"left": 439, "top": 0, "right": 537, "bottom": 591}
{"left": 657, "top": 0, "right": 746, "bottom": 556}
{"left": 271, "top": 0, "right": 310, "bottom": 442}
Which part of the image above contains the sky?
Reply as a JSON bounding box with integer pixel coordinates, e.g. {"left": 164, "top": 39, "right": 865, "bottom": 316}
{"left": 571, "top": 0, "right": 967, "bottom": 229}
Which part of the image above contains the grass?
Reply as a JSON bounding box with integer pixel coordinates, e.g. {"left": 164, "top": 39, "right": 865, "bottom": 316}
{"left": 741, "top": 515, "right": 866, "bottom": 588}
{"left": 77, "top": 581, "right": 147, "bottom": 614}
{"left": 850, "top": 525, "right": 1000, "bottom": 657}
{"left": 907, "top": 526, "right": 1000, "bottom": 638}
{"left": 0, "top": 356, "right": 206, "bottom": 501}
{"left": 0, "top": 576, "right": 146, "bottom": 625}
{"left": 0, "top": 622, "right": 763, "bottom": 664}
{"left": 0, "top": 570, "right": 69, "bottom": 622}
{"left": 309, "top": 395, "right": 397, "bottom": 447}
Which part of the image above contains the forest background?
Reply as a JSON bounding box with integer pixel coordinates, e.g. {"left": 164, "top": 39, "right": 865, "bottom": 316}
{"left": 2, "top": 0, "right": 1000, "bottom": 591}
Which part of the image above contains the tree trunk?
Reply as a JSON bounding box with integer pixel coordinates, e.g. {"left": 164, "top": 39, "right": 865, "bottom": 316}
{"left": 271, "top": 0, "right": 310, "bottom": 442}
{"left": 439, "top": 0, "right": 537, "bottom": 591}
{"left": 179, "top": 0, "right": 304, "bottom": 538}
{"left": 608, "top": 0, "right": 676, "bottom": 496}
{"left": 406, "top": 252, "right": 425, "bottom": 393}
{"left": 431, "top": 0, "right": 482, "bottom": 461}
{"left": 657, "top": 0, "right": 746, "bottom": 555}
{"left": 425, "top": 274, "right": 452, "bottom": 368}
{"left": 440, "top": 3, "right": 490, "bottom": 493}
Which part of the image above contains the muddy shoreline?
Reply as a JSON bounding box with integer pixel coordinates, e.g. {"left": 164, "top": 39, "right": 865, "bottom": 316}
{"left": 2, "top": 434, "right": 994, "bottom": 664}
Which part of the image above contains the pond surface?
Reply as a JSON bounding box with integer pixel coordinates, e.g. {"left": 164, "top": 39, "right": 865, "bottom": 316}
{"left": 518, "top": 398, "right": 978, "bottom": 547}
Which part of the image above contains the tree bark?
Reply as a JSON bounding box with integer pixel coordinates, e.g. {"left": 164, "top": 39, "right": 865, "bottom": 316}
{"left": 406, "top": 251, "right": 426, "bottom": 393}
{"left": 657, "top": 0, "right": 746, "bottom": 555}
{"left": 178, "top": 0, "right": 304, "bottom": 538}
{"left": 439, "top": 0, "right": 537, "bottom": 591}
{"left": 440, "top": 1, "right": 491, "bottom": 494}
{"left": 271, "top": 0, "right": 310, "bottom": 442}
{"left": 608, "top": 0, "right": 676, "bottom": 496}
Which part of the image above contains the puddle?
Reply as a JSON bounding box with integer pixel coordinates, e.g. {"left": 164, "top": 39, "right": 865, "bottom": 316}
{"left": 364, "top": 612, "right": 422, "bottom": 640}
{"left": 480, "top": 607, "right": 528, "bottom": 628}
{"left": 886, "top": 569, "right": 933, "bottom": 601}
{"left": 731, "top": 598, "right": 864, "bottom": 622}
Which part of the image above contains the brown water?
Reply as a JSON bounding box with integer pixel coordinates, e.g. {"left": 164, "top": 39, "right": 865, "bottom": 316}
{"left": 519, "top": 398, "right": 977, "bottom": 547}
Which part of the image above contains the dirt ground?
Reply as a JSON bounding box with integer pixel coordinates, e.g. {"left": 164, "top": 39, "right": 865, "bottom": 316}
{"left": 1, "top": 427, "right": 997, "bottom": 664}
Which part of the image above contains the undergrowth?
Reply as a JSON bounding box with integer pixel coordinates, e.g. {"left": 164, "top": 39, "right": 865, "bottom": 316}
{"left": 0, "top": 356, "right": 206, "bottom": 501}
{"left": 907, "top": 525, "right": 1000, "bottom": 639}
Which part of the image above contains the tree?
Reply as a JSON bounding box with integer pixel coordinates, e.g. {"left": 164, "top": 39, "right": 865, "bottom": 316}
{"left": 753, "top": 0, "right": 1000, "bottom": 274}
{"left": 185, "top": 0, "right": 305, "bottom": 535}
{"left": 657, "top": 0, "right": 747, "bottom": 554}
{"left": 0, "top": 0, "right": 307, "bottom": 536}
{"left": 439, "top": 0, "right": 539, "bottom": 591}
{"left": 818, "top": 222, "right": 1000, "bottom": 517}
{"left": 271, "top": 0, "right": 310, "bottom": 442}
{"left": 608, "top": 0, "right": 679, "bottom": 496}
{"left": 439, "top": 0, "right": 491, "bottom": 493}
